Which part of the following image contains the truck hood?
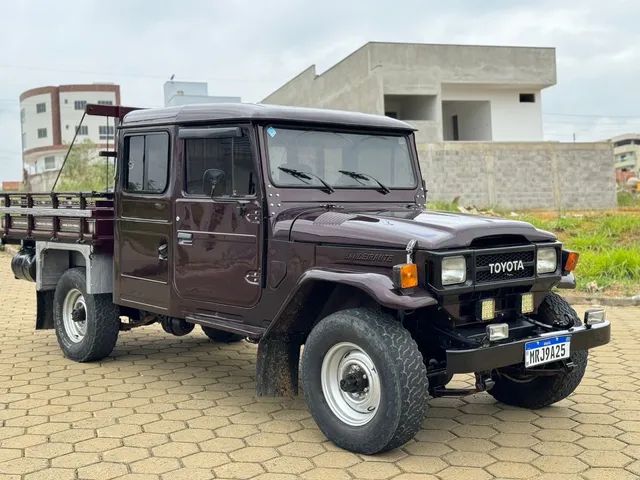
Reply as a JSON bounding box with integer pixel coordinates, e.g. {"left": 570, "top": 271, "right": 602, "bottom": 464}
{"left": 287, "top": 207, "right": 555, "bottom": 250}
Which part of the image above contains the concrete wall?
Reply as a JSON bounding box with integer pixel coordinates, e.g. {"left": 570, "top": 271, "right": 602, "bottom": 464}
{"left": 418, "top": 142, "right": 617, "bottom": 210}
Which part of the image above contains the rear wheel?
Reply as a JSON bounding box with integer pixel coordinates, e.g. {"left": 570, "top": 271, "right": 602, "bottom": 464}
{"left": 201, "top": 326, "right": 244, "bottom": 343}
{"left": 301, "top": 308, "right": 428, "bottom": 454}
{"left": 53, "top": 268, "right": 120, "bottom": 362}
{"left": 490, "top": 293, "right": 588, "bottom": 409}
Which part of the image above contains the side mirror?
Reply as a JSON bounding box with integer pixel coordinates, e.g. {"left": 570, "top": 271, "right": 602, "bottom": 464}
{"left": 203, "top": 169, "right": 226, "bottom": 197}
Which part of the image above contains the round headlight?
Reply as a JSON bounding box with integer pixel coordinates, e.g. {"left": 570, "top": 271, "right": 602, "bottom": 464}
{"left": 537, "top": 247, "right": 557, "bottom": 274}
{"left": 442, "top": 255, "right": 466, "bottom": 285}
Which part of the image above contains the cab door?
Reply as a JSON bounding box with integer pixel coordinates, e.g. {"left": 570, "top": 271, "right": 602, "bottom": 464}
{"left": 115, "top": 131, "right": 173, "bottom": 313}
{"left": 173, "top": 126, "right": 262, "bottom": 309}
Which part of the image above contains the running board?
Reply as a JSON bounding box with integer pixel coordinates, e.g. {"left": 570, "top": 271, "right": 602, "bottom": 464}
{"left": 186, "top": 313, "right": 265, "bottom": 341}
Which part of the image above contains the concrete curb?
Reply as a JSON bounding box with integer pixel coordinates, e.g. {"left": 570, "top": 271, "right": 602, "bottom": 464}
{"left": 564, "top": 294, "right": 640, "bottom": 307}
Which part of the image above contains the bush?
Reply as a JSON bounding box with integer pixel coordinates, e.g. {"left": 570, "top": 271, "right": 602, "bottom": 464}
{"left": 618, "top": 190, "right": 640, "bottom": 207}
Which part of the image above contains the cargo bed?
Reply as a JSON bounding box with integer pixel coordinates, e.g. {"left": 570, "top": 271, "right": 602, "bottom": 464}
{"left": 0, "top": 192, "right": 114, "bottom": 249}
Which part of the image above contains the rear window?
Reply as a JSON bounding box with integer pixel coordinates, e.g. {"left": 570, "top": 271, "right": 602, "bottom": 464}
{"left": 124, "top": 133, "right": 169, "bottom": 193}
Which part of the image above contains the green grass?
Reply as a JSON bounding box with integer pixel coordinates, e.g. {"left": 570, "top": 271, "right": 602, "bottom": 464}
{"left": 515, "top": 211, "right": 640, "bottom": 295}
{"left": 618, "top": 191, "right": 640, "bottom": 207}
{"left": 427, "top": 200, "right": 459, "bottom": 212}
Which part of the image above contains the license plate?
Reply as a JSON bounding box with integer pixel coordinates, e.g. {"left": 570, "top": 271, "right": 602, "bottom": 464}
{"left": 524, "top": 335, "right": 570, "bottom": 368}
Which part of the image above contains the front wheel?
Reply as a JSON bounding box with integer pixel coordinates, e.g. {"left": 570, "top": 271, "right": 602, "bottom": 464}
{"left": 490, "top": 293, "right": 588, "bottom": 409}
{"left": 53, "top": 268, "right": 120, "bottom": 362}
{"left": 301, "top": 308, "right": 428, "bottom": 454}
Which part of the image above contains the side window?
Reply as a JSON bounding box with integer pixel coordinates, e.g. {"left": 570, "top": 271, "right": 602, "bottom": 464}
{"left": 124, "top": 133, "right": 169, "bottom": 193}
{"left": 185, "top": 130, "right": 256, "bottom": 196}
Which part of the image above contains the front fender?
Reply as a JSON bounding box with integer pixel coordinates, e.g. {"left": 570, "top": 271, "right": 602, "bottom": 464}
{"left": 265, "top": 268, "right": 437, "bottom": 337}
{"left": 256, "top": 268, "right": 437, "bottom": 397}
{"left": 300, "top": 269, "right": 437, "bottom": 310}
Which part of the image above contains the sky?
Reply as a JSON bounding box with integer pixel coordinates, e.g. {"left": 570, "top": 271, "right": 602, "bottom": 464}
{"left": 1, "top": 0, "right": 639, "bottom": 183}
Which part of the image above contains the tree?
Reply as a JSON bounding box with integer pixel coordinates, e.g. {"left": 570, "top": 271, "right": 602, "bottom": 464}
{"left": 54, "top": 140, "right": 114, "bottom": 192}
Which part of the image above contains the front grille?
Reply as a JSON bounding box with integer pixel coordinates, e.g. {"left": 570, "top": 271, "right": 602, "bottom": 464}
{"left": 475, "top": 249, "right": 535, "bottom": 283}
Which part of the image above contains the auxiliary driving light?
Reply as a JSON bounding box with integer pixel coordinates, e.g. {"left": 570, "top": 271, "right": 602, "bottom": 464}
{"left": 521, "top": 293, "right": 534, "bottom": 314}
{"left": 584, "top": 308, "right": 606, "bottom": 327}
{"left": 487, "top": 323, "right": 509, "bottom": 342}
{"left": 393, "top": 263, "right": 418, "bottom": 289}
{"left": 480, "top": 299, "right": 495, "bottom": 321}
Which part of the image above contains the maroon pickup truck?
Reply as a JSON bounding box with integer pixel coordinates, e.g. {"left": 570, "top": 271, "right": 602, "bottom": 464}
{"left": 1, "top": 103, "right": 610, "bottom": 454}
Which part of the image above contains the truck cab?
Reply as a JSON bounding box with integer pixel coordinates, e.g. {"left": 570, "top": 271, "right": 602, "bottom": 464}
{"left": 1, "top": 103, "right": 611, "bottom": 454}
{"left": 112, "top": 104, "right": 424, "bottom": 332}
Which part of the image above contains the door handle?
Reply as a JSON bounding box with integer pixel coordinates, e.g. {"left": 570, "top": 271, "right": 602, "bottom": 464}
{"left": 158, "top": 242, "right": 168, "bottom": 261}
{"left": 177, "top": 231, "right": 193, "bottom": 246}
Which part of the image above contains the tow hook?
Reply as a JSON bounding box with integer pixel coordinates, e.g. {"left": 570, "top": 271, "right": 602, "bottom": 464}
{"left": 476, "top": 372, "right": 495, "bottom": 392}
{"left": 432, "top": 372, "right": 494, "bottom": 397}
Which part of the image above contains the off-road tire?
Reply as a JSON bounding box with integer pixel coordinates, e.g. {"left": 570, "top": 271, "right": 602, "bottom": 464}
{"left": 301, "top": 308, "right": 428, "bottom": 454}
{"left": 201, "top": 326, "right": 244, "bottom": 343}
{"left": 490, "top": 292, "right": 588, "bottom": 409}
{"left": 53, "top": 268, "right": 120, "bottom": 362}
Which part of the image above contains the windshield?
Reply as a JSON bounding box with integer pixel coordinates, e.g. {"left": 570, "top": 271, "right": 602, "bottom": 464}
{"left": 265, "top": 127, "right": 416, "bottom": 190}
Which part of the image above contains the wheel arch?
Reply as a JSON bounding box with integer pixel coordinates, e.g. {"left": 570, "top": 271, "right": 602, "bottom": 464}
{"left": 256, "top": 269, "right": 436, "bottom": 397}
{"left": 35, "top": 241, "right": 113, "bottom": 295}
{"left": 264, "top": 269, "right": 437, "bottom": 341}
{"left": 35, "top": 241, "right": 113, "bottom": 330}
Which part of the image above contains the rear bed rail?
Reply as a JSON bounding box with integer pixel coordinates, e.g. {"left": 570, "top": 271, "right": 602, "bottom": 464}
{"left": 1, "top": 192, "right": 114, "bottom": 249}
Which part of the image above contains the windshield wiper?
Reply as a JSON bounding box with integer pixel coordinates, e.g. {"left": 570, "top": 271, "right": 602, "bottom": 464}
{"left": 278, "top": 167, "right": 334, "bottom": 193}
{"left": 338, "top": 170, "right": 390, "bottom": 194}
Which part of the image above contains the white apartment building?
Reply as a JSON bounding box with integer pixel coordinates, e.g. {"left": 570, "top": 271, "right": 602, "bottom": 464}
{"left": 20, "top": 83, "right": 120, "bottom": 191}
{"left": 263, "top": 42, "right": 556, "bottom": 144}
{"left": 163, "top": 80, "right": 240, "bottom": 107}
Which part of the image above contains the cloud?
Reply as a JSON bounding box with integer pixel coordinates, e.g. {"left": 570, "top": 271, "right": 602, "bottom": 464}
{"left": 0, "top": 0, "right": 638, "bottom": 182}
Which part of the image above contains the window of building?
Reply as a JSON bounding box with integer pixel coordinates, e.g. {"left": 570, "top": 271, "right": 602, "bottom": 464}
{"left": 99, "top": 125, "right": 115, "bottom": 139}
{"left": 74, "top": 100, "right": 87, "bottom": 110}
{"left": 75, "top": 125, "right": 88, "bottom": 136}
{"left": 97, "top": 100, "right": 113, "bottom": 105}
{"left": 36, "top": 102, "right": 46, "bottom": 114}
{"left": 37, "top": 128, "right": 47, "bottom": 139}
{"left": 124, "top": 133, "right": 169, "bottom": 193}
{"left": 185, "top": 130, "right": 256, "bottom": 196}
{"left": 519, "top": 93, "right": 536, "bottom": 103}
{"left": 44, "top": 156, "right": 56, "bottom": 171}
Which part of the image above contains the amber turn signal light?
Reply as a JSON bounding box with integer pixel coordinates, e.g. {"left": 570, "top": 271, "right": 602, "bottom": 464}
{"left": 563, "top": 250, "right": 580, "bottom": 272}
{"left": 393, "top": 263, "right": 419, "bottom": 289}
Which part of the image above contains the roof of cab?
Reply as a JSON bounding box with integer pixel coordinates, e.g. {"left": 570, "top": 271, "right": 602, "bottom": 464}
{"left": 121, "top": 103, "right": 415, "bottom": 131}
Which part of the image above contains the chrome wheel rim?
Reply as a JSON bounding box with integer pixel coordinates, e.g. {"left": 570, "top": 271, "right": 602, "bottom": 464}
{"left": 62, "top": 288, "right": 87, "bottom": 343}
{"left": 320, "top": 342, "right": 381, "bottom": 426}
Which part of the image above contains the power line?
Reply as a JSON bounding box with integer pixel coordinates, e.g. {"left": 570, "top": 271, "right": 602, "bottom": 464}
{"left": 544, "top": 112, "right": 640, "bottom": 119}
{"left": 0, "top": 63, "right": 271, "bottom": 83}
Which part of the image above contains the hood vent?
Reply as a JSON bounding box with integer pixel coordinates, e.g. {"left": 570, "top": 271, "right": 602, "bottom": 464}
{"left": 313, "top": 212, "right": 356, "bottom": 226}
